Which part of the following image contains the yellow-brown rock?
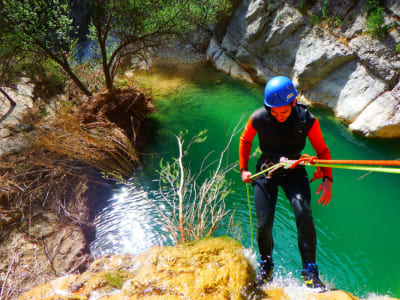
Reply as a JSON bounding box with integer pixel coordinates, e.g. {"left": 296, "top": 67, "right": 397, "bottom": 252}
{"left": 18, "top": 236, "right": 399, "bottom": 300}
{"left": 18, "top": 237, "right": 253, "bottom": 300}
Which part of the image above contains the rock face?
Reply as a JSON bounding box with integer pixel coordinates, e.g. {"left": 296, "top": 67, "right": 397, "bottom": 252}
{"left": 0, "top": 212, "right": 92, "bottom": 299}
{"left": 207, "top": 0, "right": 400, "bottom": 138}
{"left": 17, "top": 236, "right": 399, "bottom": 300}
{"left": 0, "top": 79, "right": 35, "bottom": 156}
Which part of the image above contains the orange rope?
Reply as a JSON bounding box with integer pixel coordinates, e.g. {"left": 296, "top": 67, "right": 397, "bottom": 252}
{"left": 293, "top": 154, "right": 400, "bottom": 167}
{"left": 289, "top": 154, "right": 400, "bottom": 181}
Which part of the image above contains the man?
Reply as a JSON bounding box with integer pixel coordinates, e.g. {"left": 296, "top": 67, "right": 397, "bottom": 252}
{"left": 239, "top": 76, "right": 333, "bottom": 288}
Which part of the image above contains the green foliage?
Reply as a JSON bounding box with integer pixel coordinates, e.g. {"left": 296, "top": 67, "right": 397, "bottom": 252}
{"left": 365, "top": 0, "right": 382, "bottom": 14}
{"left": 311, "top": 14, "right": 320, "bottom": 25}
{"left": 0, "top": 0, "right": 77, "bottom": 58}
{"left": 192, "top": 129, "right": 208, "bottom": 144}
{"left": 300, "top": 0, "right": 307, "bottom": 14}
{"left": 266, "top": 3, "right": 276, "bottom": 14}
{"left": 322, "top": 0, "right": 329, "bottom": 19}
{"left": 0, "top": 21, "right": 26, "bottom": 86}
{"left": 103, "top": 272, "right": 125, "bottom": 289}
{"left": 364, "top": 0, "right": 389, "bottom": 38}
{"left": 0, "top": 0, "right": 91, "bottom": 95}
{"left": 87, "top": 0, "right": 232, "bottom": 89}
{"left": 396, "top": 43, "right": 400, "bottom": 53}
{"left": 33, "top": 59, "right": 67, "bottom": 99}
{"left": 334, "top": 17, "right": 342, "bottom": 27}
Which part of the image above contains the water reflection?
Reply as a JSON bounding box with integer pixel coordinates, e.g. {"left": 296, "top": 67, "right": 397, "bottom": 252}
{"left": 90, "top": 179, "right": 173, "bottom": 257}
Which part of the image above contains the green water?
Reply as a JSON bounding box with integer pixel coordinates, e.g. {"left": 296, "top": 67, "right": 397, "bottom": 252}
{"left": 92, "top": 63, "right": 400, "bottom": 298}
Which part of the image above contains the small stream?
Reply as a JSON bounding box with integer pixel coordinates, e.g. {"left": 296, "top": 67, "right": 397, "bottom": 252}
{"left": 90, "top": 62, "right": 400, "bottom": 298}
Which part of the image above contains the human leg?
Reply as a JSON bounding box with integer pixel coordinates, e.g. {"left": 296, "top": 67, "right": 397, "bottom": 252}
{"left": 281, "top": 167, "right": 316, "bottom": 268}
{"left": 253, "top": 177, "right": 278, "bottom": 284}
{"left": 282, "top": 167, "right": 325, "bottom": 288}
{"left": 254, "top": 177, "right": 278, "bottom": 261}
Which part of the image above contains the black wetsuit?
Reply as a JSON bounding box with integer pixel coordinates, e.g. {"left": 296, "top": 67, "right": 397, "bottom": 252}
{"left": 241, "top": 104, "right": 319, "bottom": 268}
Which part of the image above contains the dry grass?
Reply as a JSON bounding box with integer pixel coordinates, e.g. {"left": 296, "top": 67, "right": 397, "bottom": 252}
{"left": 34, "top": 110, "right": 139, "bottom": 180}
{"left": 0, "top": 148, "right": 104, "bottom": 227}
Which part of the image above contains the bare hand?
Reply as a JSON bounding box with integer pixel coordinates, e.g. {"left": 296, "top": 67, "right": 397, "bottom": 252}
{"left": 316, "top": 179, "right": 332, "bottom": 206}
{"left": 241, "top": 170, "right": 253, "bottom": 183}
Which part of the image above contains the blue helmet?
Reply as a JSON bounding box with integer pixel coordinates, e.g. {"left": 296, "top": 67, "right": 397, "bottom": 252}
{"left": 264, "top": 76, "right": 298, "bottom": 107}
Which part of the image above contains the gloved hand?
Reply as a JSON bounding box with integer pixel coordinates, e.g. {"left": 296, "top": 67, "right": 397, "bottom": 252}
{"left": 241, "top": 169, "right": 253, "bottom": 183}
{"left": 316, "top": 179, "right": 332, "bottom": 206}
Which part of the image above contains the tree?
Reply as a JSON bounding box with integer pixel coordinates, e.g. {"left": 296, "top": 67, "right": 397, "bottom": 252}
{"left": 0, "top": 31, "right": 17, "bottom": 107}
{"left": 0, "top": 21, "right": 20, "bottom": 121}
{"left": 0, "top": 0, "right": 233, "bottom": 97}
{"left": 88, "top": 0, "right": 233, "bottom": 90}
{"left": 0, "top": 0, "right": 92, "bottom": 96}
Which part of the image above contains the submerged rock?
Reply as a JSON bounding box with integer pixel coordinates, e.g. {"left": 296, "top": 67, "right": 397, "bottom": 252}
{"left": 17, "top": 237, "right": 399, "bottom": 300}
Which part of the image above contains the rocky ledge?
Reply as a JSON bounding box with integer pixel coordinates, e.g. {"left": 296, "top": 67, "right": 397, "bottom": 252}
{"left": 18, "top": 237, "right": 399, "bottom": 300}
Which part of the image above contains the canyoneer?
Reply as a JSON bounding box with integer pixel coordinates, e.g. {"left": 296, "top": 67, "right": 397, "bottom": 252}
{"left": 239, "top": 76, "right": 333, "bottom": 288}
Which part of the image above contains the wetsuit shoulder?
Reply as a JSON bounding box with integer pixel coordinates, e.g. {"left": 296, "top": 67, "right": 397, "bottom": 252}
{"left": 251, "top": 107, "right": 272, "bottom": 130}
{"left": 295, "top": 103, "right": 316, "bottom": 131}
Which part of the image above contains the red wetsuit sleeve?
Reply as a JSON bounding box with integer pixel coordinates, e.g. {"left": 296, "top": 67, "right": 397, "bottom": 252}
{"left": 239, "top": 117, "right": 257, "bottom": 170}
{"left": 308, "top": 118, "right": 333, "bottom": 179}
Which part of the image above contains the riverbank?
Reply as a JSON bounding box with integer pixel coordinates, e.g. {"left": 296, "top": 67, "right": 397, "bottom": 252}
{"left": 0, "top": 77, "right": 154, "bottom": 298}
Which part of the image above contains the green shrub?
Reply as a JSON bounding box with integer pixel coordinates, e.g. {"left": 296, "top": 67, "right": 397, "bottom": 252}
{"left": 300, "top": 0, "right": 307, "bottom": 14}
{"left": 311, "top": 14, "right": 320, "bottom": 25}
{"left": 365, "top": 0, "right": 381, "bottom": 14}
{"left": 266, "top": 3, "right": 276, "bottom": 14}
{"left": 364, "top": 0, "right": 388, "bottom": 38}
{"left": 365, "top": 7, "right": 389, "bottom": 38}
{"left": 396, "top": 43, "right": 400, "bottom": 53}
{"left": 322, "top": 0, "right": 329, "bottom": 19}
{"left": 277, "top": 13, "right": 282, "bottom": 23}
{"left": 103, "top": 272, "right": 125, "bottom": 289}
{"left": 334, "top": 17, "right": 342, "bottom": 27}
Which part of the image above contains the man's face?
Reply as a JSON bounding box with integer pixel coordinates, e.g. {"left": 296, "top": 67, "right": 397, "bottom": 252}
{"left": 270, "top": 101, "right": 295, "bottom": 123}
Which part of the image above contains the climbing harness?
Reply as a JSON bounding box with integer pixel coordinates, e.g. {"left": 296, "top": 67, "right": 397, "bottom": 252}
{"left": 245, "top": 154, "right": 400, "bottom": 249}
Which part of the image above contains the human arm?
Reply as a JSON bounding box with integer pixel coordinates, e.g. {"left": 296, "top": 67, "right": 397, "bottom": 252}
{"left": 308, "top": 118, "right": 333, "bottom": 206}
{"left": 239, "top": 117, "right": 257, "bottom": 183}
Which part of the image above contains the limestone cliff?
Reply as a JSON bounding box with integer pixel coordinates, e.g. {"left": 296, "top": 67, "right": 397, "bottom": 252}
{"left": 207, "top": 0, "right": 400, "bottom": 138}
{"left": 18, "top": 237, "right": 399, "bottom": 300}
